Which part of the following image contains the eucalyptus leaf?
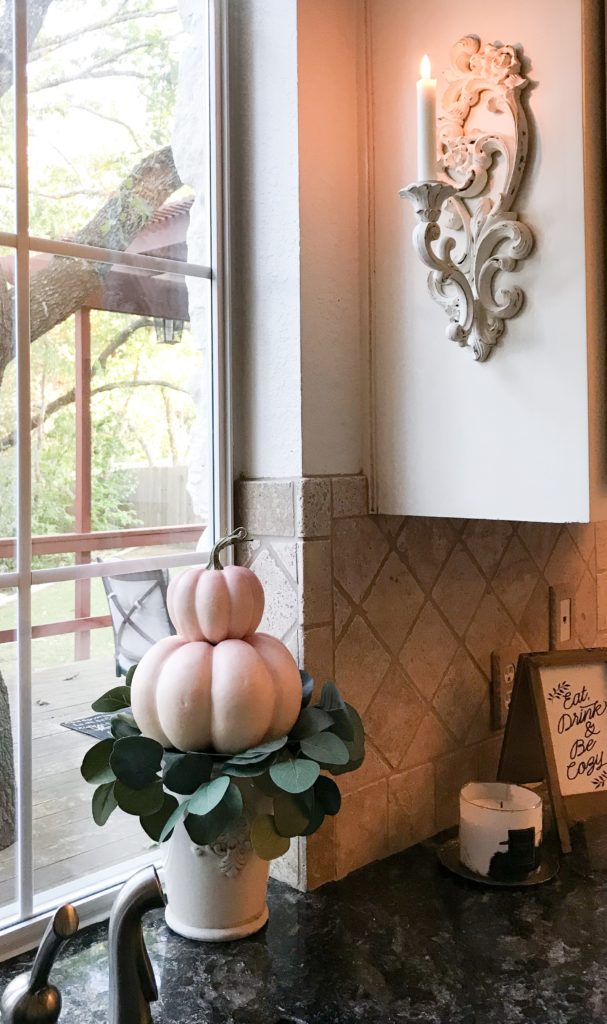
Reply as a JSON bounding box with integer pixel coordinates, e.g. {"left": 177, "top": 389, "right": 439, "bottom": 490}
{"left": 317, "top": 681, "right": 346, "bottom": 714}
{"left": 111, "top": 711, "right": 140, "bottom": 739}
{"left": 327, "top": 755, "right": 364, "bottom": 777}
{"left": 300, "top": 731, "right": 349, "bottom": 765}
{"left": 110, "top": 736, "right": 163, "bottom": 790}
{"left": 188, "top": 775, "right": 231, "bottom": 816}
{"left": 269, "top": 757, "right": 320, "bottom": 794}
{"left": 125, "top": 665, "right": 137, "bottom": 688}
{"left": 185, "top": 783, "right": 243, "bottom": 846}
{"left": 92, "top": 685, "right": 131, "bottom": 713}
{"left": 344, "top": 705, "right": 365, "bottom": 762}
{"left": 163, "top": 752, "right": 213, "bottom": 794}
{"left": 314, "top": 775, "right": 341, "bottom": 815}
{"left": 252, "top": 772, "right": 283, "bottom": 798}
{"left": 289, "top": 707, "right": 333, "bottom": 741}
{"left": 226, "top": 736, "right": 288, "bottom": 764}
{"left": 158, "top": 799, "right": 189, "bottom": 843}
{"left": 140, "top": 793, "right": 180, "bottom": 842}
{"left": 92, "top": 781, "right": 117, "bottom": 826}
{"left": 300, "top": 670, "right": 314, "bottom": 708}
{"left": 114, "top": 779, "right": 164, "bottom": 817}
{"left": 329, "top": 708, "right": 355, "bottom": 743}
{"left": 301, "top": 801, "right": 325, "bottom": 836}
{"left": 250, "top": 814, "right": 291, "bottom": 860}
{"left": 222, "top": 759, "right": 273, "bottom": 778}
{"left": 273, "top": 791, "right": 310, "bottom": 838}
{"left": 81, "top": 738, "right": 115, "bottom": 785}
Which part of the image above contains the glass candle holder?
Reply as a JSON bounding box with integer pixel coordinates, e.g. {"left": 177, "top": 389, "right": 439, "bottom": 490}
{"left": 459, "top": 782, "right": 543, "bottom": 881}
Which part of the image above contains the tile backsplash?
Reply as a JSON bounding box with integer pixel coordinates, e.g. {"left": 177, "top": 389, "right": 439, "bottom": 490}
{"left": 235, "top": 476, "right": 607, "bottom": 889}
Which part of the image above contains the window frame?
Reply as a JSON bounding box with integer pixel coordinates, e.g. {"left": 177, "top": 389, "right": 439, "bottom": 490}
{"left": 0, "top": 0, "right": 232, "bottom": 956}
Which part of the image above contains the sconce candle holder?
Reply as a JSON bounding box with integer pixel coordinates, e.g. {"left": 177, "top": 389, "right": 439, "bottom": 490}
{"left": 401, "top": 36, "right": 534, "bottom": 362}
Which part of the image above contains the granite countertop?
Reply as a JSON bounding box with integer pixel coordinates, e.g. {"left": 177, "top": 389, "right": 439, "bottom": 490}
{"left": 0, "top": 839, "right": 606, "bottom": 1024}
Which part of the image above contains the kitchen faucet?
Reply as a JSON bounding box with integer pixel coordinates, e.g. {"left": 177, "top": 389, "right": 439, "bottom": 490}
{"left": 0, "top": 865, "right": 165, "bottom": 1024}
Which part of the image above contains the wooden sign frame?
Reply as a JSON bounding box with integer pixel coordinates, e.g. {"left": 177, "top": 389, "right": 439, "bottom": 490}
{"left": 498, "top": 649, "right": 607, "bottom": 853}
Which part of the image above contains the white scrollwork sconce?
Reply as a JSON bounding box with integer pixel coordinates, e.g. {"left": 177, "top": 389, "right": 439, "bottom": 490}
{"left": 401, "top": 36, "right": 534, "bottom": 362}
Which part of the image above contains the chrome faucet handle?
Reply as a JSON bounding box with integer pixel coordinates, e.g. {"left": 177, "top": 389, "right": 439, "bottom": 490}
{"left": 1, "top": 903, "right": 79, "bottom": 1023}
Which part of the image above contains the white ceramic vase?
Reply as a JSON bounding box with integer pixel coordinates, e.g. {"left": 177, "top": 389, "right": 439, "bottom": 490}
{"left": 163, "top": 784, "right": 271, "bottom": 942}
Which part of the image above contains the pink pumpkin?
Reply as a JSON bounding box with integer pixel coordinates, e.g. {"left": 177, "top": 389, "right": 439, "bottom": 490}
{"left": 130, "top": 632, "right": 302, "bottom": 754}
{"left": 168, "top": 527, "right": 264, "bottom": 643}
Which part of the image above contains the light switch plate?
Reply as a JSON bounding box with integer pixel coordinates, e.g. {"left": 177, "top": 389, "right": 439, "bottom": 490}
{"left": 549, "top": 586, "right": 576, "bottom": 650}
{"left": 490, "top": 645, "right": 521, "bottom": 729}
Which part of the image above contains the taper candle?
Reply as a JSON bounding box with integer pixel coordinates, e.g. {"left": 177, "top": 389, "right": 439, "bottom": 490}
{"left": 416, "top": 54, "right": 437, "bottom": 181}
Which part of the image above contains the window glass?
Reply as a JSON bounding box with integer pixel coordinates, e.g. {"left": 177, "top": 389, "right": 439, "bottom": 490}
{"left": 0, "top": 248, "right": 16, "bottom": 574}
{"left": 0, "top": 0, "right": 14, "bottom": 230}
{"left": 0, "top": 589, "right": 15, "bottom": 919}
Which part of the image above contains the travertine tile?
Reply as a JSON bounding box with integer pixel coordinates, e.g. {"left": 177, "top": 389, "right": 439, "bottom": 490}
{"left": 517, "top": 521, "right": 560, "bottom": 570}
{"left": 517, "top": 580, "right": 550, "bottom": 653}
{"left": 333, "top": 585, "right": 352, "bottom": 642}
{"left": 235, "top": 479, "right": 294, "bottom": 537}
{"left": 397, "top": 517, "right": 457, "bottom": 592}
{"left": 335, "top": 616, "right": 390, "bottom": 712}
{"left": 374, "top": 514, "right": 405, "bottom": 540}
{"left": 235, "top": 538, "right": 261, "bottom": 567}
{"left": 462, "top": 519, "right": 513, "bottom": 577}
{"left": 567, "top": 523, "right": 595, "bottom": 565}
{"left": 465, "top": 700, "right": 493, "bottom": 744}
{"left": 334, "top": 780, "right": 388, "bottom": 878}
{"left": 333, "top": 517, "right": 388, "bottom": 604}
{"left": 365, "top": 665, "right": 425, "bottom": 768}
{"left": 400, "top": 712, "right": 455, "bottom": 769}
{"left": 399, "top": 602, "right": 458, "bottom": 702}
{"left": 338, "top": 740, "right": 390, "bottom": 796}
{"left": 598, "top": 572, "right": 607, "bottom": 633}
{"left": 477, "top": 735, "right": 503, "bottom": 782}
{"left": 492, "top": 536, "right": 539, "bottom": 622}
{"left": 465, "top": 593, "right": 515, "bottom": 676}
{"left": 297, "top": 539, "right": 332, "bottom": 625}
{"left": 596, "top": 523, "right": 607, "bottom": 573}
{"left": 270, "top": 837, "right": 306, "bottom": 891}
{"left": 544, "top": 530, "right": 586, "bottom": 589}
{"left": 272, "top": 540, "right": 298, "bottom": 583}
{"left": 433, "top": 648, "right": 487, "bottom": 740}
{"left": 295, "top": 477, "right": 331, "bottom": 538}
{"left": 388, "top": 763, "right": 435, "bottom": 854}
{"left": 363, "top": 552, "right": 424, "bottom": 655}
{"left": 434, "top": 746, "right": 479, "bottom": 832}
{"left": 332, "top": 475, "right": 368, "bottom": 518}
{"left": 250, "top": 547, "right": 298, "bottom": 640}
{"left": 300, "top": 625, "right": 333, "bottom": 690}
{"left": 307, "top": 818, "right": 336, "bottom": 889}
{"left": 431, "top": 545, "right": 485, "bottom": 634}
{"left": 576, "top": 569, "right": 598, "bottom": 648}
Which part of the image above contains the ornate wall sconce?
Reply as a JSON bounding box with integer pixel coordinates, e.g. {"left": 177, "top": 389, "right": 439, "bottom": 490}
{"left": 400, "top": 36, "right": 534, "bottom": 362}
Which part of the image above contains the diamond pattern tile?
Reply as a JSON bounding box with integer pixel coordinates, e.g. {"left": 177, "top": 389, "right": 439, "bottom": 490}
{"left": 492, "top": 536, "right": 540, "bottom": 622}
{"left": 363, "top": 552, "right": 424, "bottom": 655}
{"left": 517, "top": 521, "right": 560, "bottom": 570}
{"left": 400, "top": 712, "right": 455, "bottom": 769}
{"left": 432, "top": 648, "right": 487, "bottom": 740}
{"left": 333, "top": 517, "right": 388, "bottom": 604}
{"left": 517, "top": 580, "right": 550, "bottom": 652}
{"left": 397, "top": 517, "right": 457, "bottom": 591}
{"left": 431, "top": 545, "right": 485, "bottom": 634}
{"left": 400, "top": 601, "right": 458, "bottom": 701}
{"left": 334, "top": 615, "right": 390, "bottom": 713}
{"left": 333, "top": 585, "right": 352, "bottom": 641}
{"left": 365, "top": 666, "right": 425, "bottom": 768}
{"left": 567, "top": 523, "right": 595, "bottom": 565}
{"left": 544, "top": 530, "right": 586, "bottom": 589}
{"left": 465, "top": 593, "right": 516, "bottom": 674}
{"left": 462, "top": 519, "right": 513, "bottom": 577}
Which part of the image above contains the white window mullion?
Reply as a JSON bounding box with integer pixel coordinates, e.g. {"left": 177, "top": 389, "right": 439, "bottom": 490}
{"left": 13, "top": 0, "right": 34, "bottom": 921}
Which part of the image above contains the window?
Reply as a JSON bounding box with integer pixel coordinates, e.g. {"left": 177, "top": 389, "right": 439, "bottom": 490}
{"left": 0, "top": 0, "right": 230, "bottom": 948}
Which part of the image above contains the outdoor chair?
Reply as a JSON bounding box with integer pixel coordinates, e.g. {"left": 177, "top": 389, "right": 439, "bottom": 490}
{"left": 100, "top": 566, "right": 176, "bottom": 677}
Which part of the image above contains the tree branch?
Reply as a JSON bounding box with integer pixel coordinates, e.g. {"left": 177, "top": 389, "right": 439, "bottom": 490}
{"left": 30, "top": 7, "right": 178, "bottom": 60}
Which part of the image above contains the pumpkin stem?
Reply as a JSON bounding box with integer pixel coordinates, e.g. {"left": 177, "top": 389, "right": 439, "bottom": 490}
{"left": 206, "top": 526, "right": 248, "bottom": 570}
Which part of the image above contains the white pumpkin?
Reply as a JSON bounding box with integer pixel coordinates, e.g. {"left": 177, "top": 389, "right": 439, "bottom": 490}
{"left": 130, "top": 632, "right": 302, "bottom": 754}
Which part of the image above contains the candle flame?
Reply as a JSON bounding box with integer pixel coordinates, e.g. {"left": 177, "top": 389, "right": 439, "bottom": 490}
{"left": 420, "top": 54, "right": 431, "bottom": 80}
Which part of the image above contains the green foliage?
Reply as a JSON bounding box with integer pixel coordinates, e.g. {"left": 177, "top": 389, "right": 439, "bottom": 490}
{"left": 81, "top": 672, "right": 366, "bottom": 861}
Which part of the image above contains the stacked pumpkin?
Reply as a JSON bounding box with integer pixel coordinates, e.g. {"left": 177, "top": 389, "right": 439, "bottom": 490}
{"left": 131, "top": 528, "right": 303, "bottom": 755}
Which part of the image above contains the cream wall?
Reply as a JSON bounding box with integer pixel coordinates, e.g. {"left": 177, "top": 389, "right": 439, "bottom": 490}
{"left": 371, "top": 0, "right": 593, "bottom": 522}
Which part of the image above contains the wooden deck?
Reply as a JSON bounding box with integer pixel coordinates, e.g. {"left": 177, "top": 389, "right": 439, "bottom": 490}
{"left": 0, "top": 655, "right": 153, "bottom": 912}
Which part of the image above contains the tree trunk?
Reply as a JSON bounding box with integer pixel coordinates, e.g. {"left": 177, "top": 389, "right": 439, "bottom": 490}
{"left": 0, "top": 670, "right": 15, "bottom": 851}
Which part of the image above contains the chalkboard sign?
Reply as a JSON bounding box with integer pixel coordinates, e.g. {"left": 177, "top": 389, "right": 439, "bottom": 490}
{"left": 498, "top": 649, "right": 607, "bottom": 853}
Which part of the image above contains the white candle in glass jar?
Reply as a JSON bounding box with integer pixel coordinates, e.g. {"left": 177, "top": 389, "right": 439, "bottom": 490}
{"left": 459, "top": 782, "right": 542, "bottom": 879}
{"left": 416, "top": 54, "right": 437, "bottom": 181}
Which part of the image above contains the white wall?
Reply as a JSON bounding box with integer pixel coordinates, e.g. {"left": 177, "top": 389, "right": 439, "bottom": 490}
{"left": 230, "top": 0, "right": 366, "bottom": 482}
{"left": 298, "top": 0, "right": 365, "bottom": 477}
{"left": 230, "top": 0, "right": 303, "bottom": 479}
{"left": 371, "top": 0, "right": 592, "bottom": 522}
